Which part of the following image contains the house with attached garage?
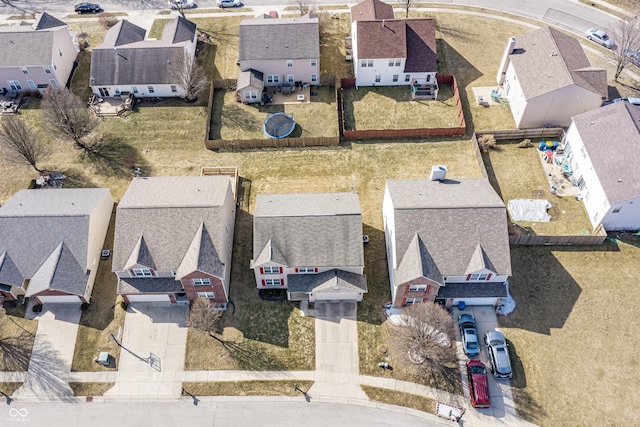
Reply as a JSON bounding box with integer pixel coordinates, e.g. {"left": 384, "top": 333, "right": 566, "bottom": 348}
{"left": 251, "top": 192, "right": 368, "bottom": 303}
{"left": 382, "top": 167, "right": 511, "bottom": 308}
{"left": 0, "top": 12, "right": 79, "bottom": 94}
{"left": 90, "top": 16, "right": 197, "bottom": 99}
{"left": 350, "top": 0, "right": 437, "bottom": 98}
{"left": 0, "top": 188, "right": 114, "bottom": 304}
{"left": 496, "top": 26, "right": 607, "bottom": 129}
{"left": 560, "top": 101, "right": 640, "bottom": 231}
{"left": 237, "top": 13, "right": 320, "bottom": 96}
{"left": 112, "top": 176, "right": 236, "bottom": 307}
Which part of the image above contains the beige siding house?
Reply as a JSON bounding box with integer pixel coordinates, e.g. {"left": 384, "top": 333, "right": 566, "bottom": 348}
{"left": 497, "top": 27, "right": 607, "bottom": 129}
{"left": 0, "top": 13, "right": 79, "bottom": 94}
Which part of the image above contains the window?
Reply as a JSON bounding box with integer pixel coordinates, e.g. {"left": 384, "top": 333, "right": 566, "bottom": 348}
{"left": 360, "top": 59, "right": 367, "bottom": 68}
{"left": 612, "top": 206, "right": 622, "bottom": 214}
{"left": 132, "top": 86, "right": 138, "bottom": 94}
{"left": 392, "top": 74, "right": 398, "bottom": 82}
{"left": 406, "top": 297, "right": 422, "bottom": 305}
{"left": 310, "top": 74, "right": 318, "bottom": 83}
{"left": 53, "top": 62, "right": 57, "bottom": 70}
{"left": 286, "top": 59, "right": 293, "bottom": 67}
{"left": 405, "top": 74, "right": 411, "bottom": 82}
{"left": 244, "top": 91, "right": 257, "bottom": 100}
{"left": 367, "top": 59, "right": 373, "bottom": 67}
{"left": 171, "top": 85, "right": 177, "bottom": 93}
{"left": 171, "top": 270, "right": 176, "bottom": 276}
{"left": 148, "top": 86, "right": 155, "bottom": 94}
{"left": 267, "top": 75, "right": 280, "bottom": 84}
{"left": 265, "top": 278, "right": 281, "bottom": 286}
{"left": 505, "top": 80, "right": 511, "bottom": 96}
{"left": 114, "top": 88, "right": 120, "bottom": 96}
{"left": 310, "top": 58, "right": 317, "bottom": 67}
{"left": 287, "top": 74, "right": 294, "bottom": 83}
{"left": 375, "top": 75, "right": 381, "bottom": 83}
{"left": 395, "top": 58, "right": 401, "bottom": 66}
{"left": 469, "top": 273, "right": 479, "bottom": 281}
{"left": 49, "top": 79, "right": 59, "bottom": 89}
{"left": 576, "top": 176, "right": 586, "bottom": 191}
{"left": 8, "top": 81, "right": 22, "bottom": 91}
{"left": 409, "top": 284, "right": 427, "bottom": 292}
{"left": 389, "top": 59, "right": 395, "bottom": 67}
{"left": 27, "top": 80, "right": 36, "bottom": 90}
{"left": 132, "top": 268, "right": 152, "bottom": 277}
{"left": 21, "top": 67, "right": 28, "bottom": 75}
{"left": 580, "top": 146, "right": 587, "bottom": 159}
{"left": 58, "top": 48, "right": 62, "bottom": 57}
{"left": 44, "top": 66, "right": 52, "bottom": 74}
{"left": 298, "top": 267, "right": 315, "bottom": 273}
{"left": 197, "top": 292, "right": 215, "bottom": 298}
{"left": 192, "top": 278, "right": 211, "bottom": 286}
{"left": 478, "top": 274, "right": 488, "bottom": 280}
{"left": 263, "top": 266, "right": 280, "bottom": 274}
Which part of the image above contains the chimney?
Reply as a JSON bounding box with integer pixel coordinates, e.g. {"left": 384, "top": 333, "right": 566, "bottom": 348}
{"left": 430, "top": 165, "right": 447, "bottom": 181}
{"left": 496, "top": 36, "right": 516, "bottom": 85}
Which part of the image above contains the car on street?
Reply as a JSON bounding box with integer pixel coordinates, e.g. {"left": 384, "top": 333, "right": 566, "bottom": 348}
{"left": 484, "top": 330, "right": 513, "bottom": 379}
{"left": 458, "top": 313, "right": 479, "bottom": 357}
{"left": 612, "top": 97, "right": 640, "bottom": 107}
{"left": 168, "top": 0, "right": 196, "bottom": 9}
{"left": 74, "top": 2, "right": 101, "bottom": 13}
{"left": 466, "top": 360, "right": 491, "bottom": 408}
{"left": 585, "top": 28, "right": 614, "bottom": 49}
{"left": 217, "top": 0, "right": 241, "bottom": 7}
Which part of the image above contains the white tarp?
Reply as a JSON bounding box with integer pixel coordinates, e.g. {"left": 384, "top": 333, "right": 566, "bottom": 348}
{"left": 508, "top": 199, "right": 552, "bottom": 222}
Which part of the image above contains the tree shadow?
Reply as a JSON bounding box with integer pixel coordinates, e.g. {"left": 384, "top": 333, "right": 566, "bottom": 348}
{"left": 0, "top": 329, "right": 34, "bottom": 372}
{"left": 207, "top": 332, "right": 285, "bottom": 370}
{"left": 79, "top": 135, "right": 143, "bottom": 177}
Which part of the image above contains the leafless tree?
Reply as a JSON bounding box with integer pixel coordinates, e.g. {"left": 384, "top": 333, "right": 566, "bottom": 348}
{"left": 292, "top": 0, "right": 315, "bottom": 16}
{"left": 98, "top": 12, "right": 119, "bottom": 30}
{"left": 612, "top": 14, "right": 640, "bottom": 81}
{"left": 41, "top": 87, "right": 99, "bottom": 152}
{"left": 387, "top": 303, "right": 458, "bottom": 382}
{"left": 0, "top": 117, "right": 49, "bottom": 173}
{"left": 169, "top": 51, "right": 209, "bottom": 102}
{"left": 397, "top": 0, "right": 413, "bottom": 18}
{"left": 188, "top": 298, "right": 223, "bottom": 336}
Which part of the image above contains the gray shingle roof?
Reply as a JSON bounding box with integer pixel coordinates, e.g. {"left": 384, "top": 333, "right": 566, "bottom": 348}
{"left": 436, "top": 282, "right": 507, "bottom": 298}
{"left": 0, "top": 29, "right": 54, "bottom": 67}
{"left": 117, "top": 277, "right": 184, "bottom": 294}
{"left": 237, "top": 68, "right": 264, "bottom": 91}
{"left": 394, "top": 233, "right": 442, "bottom": 285}
{"left": 287, "top": 269, "right": 367, "bottom": 293}
{"left": 508, "top": 27, "right": 607, "bottom": 100}
{"left": 176, "top": 223, "right": 225, "bottom": 279}
{"left": 571, "top": 101, "right": 640, "bottom": 204}
{"left": 34, "top": 13, "right": 66, "bottom": 30}
{"left": 91, "top": 17, "right": 195, "bottom": 86}
{"left": 253, "top": 193, "right": 364, "bottom": 268}
{"left": 238, "top": 14, "right": 319, "bottom": 61}
{"left": 387, "top": 178, "right": 511, "bottom": 278}
{"left": 0, "top": 188, "right": 110, "bottom": 295}
{"left": 113, "top": 176, "right": 232, "bottom": 276}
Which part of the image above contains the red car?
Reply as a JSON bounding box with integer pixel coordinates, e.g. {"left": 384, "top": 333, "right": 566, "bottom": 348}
{"left": 466, "top": 360, "right": 491, "bottom": 408}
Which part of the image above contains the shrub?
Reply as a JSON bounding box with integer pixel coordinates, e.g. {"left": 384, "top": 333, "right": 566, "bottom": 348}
{"left": 477, "top": 133, "right": 496, "bottom": 153}
{"left": 517, "top": 138, "right": 533, "bottom": 148}
{"left": 98, "top": 13, "right": 119, "bottom": 30}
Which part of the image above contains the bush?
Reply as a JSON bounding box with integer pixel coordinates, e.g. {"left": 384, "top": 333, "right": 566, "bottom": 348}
{"left": 98, "top": 13, "right": 119, "bottom": 30}
{"left": 517, "top": 138, "right": 533, "bottom": 148}
{"left": 477, "top": 133, "right": 496, "bottom": 153}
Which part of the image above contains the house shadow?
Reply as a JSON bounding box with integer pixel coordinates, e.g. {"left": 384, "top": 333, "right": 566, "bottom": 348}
{"left": 482, "top": 150, "right": 504, "bottom": 200}
{"left": 506, "top": 338, "right": 547, "bottom": 425}
{"left": 358, "top": 223, "right": 390, "bottom": 326}
{"left": 127, "top": 303, "right": 188, "bottom": 327}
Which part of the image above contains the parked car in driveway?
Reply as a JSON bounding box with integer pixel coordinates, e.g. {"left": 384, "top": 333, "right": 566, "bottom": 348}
{"left": 466, "top": 360, "right": 491, "bottom": 408}
{"left": 585, "top": 28, "right": 614, "bottom": 49}
{"left": 168, "top": 0, "right": 196, "bottom": 9}
{"left": 458, "top": 313, "right": 479, "bottom": 357}
{"left": 74, "top": 2, "right": 101, "bottom": 13}
{"left": 484, "top": 330, "right": 513, "bottom": 379}
{"left": 217, "top": 0, "right": 241, "bottom": 7}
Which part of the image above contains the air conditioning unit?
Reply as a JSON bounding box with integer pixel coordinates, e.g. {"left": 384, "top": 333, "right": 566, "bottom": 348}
{"left": 101, "top": 249, "right": 111, "bottom": 259}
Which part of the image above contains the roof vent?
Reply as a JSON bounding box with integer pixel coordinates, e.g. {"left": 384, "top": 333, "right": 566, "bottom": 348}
{"left": 430, "top": 165, "right": 447, "bottom": 181}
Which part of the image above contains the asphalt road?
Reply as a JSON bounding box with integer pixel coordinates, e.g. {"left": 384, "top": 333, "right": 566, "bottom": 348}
{"left": 1, "top": 399, "right": 451, "bottom": 427}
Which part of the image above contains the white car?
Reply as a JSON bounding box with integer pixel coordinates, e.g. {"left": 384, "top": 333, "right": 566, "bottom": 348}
{"left": 217, "top": 0, "right": 241, "bottom": 7}
{"left": 585, "top": 28, "right": 614, "bottom": 49}
{"left": 169, "top": 0, "right": 196, "bottom": 9}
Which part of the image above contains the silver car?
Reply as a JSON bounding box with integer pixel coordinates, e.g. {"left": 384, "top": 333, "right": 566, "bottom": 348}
{"left": 484, "top": 330, "right": 512, "bottom": 379}
{"left": 585, "top": 28, "right": 614, "bottom": 49}
{"left": 458, "top": 314, "right": 480, "bottom": 357}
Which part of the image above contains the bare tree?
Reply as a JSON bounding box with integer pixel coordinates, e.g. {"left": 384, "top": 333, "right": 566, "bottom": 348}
{"left": 188, "top": 298, "right": 223, "bottom": 336}
{"left": 292, "top": 0, "right": 315, "bottom": 16}
{"left": 0, "top": 117, "right": 49, "bottom": 173}
{"left": 98, "top": 12, "right": 119, "bottom": 30}
{"left": 169, "top": 51, "right": 209, "bottom": 102}
{"left": 612, "top": 14, "right": 640, "bottom": 81}
{"left": 41, "top": 87, "right": 99, "bottom": 152}
{"left": 397, "top": 0, "right": 413, "bottom": 18}
{"left": 387, "top": 303, "right": 458, "bottom": 382}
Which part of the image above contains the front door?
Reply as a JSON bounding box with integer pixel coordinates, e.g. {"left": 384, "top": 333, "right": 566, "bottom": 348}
{"left": 98, "top": 87, "right": 110, "bottom": 97}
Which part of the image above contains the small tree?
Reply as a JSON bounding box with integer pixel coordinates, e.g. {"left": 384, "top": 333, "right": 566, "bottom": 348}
{"left": 612, "top": 14, "right": 640, "bottom": 81}
{"left": 41, "top": 87, "right": 99, "bottom": 152}
{"left": 0, "top": 117, "right": 49, "bottom": 173}
{"left": 98, "top": 12, "right": 119, "bottom": 30}
{"left": 477, "top": 133, "right": 496, "bottom": 153}
{"left": 188, "top": 298, "right": 223, "bottom": 336}
{"left": 169, "top": 51, "right": 209, "bottom": 102}
{"left": 292, "top": 0, "right": 315, "bottom": 16}
{"left": 397, "top": 0, "right": 413, "bottom": 18}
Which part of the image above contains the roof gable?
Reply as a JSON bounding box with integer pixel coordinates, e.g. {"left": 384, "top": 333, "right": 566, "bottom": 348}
{"left": 34, "top": 13, "right": 67, "bottom": 30}
{"left": 395, "top": 233, "right": 442, "bottom": 285}
{"left": 176, "top": 223, "right": 224, "bottom": 279}
{"left": 103, "top": 20, "right": 146, "bottom": 47}
{"left": 124, "top": 236, "right": 156, "bottom": 270}
{"left": 161, "top": 16, "right": 197, "bottom": 44}
{"left": 465, "top": 244, "right": 495, "bottom": 274}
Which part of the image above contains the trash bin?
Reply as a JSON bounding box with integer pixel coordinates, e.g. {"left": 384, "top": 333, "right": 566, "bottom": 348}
{"left": 458, "top": 301, "right": 466, "bottom": 311}
{"left": 95, "top": 352, "right": 110, "bottom": 366}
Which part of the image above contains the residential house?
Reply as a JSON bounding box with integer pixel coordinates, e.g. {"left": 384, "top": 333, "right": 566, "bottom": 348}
{"left": 350, "top": 0, "right": 437, "bottom": 97}
{"left": 0, "top": 188, "right": 114, "bottom": 304}
{"left": 382, "top": 168, "right": 511, "bottom": 307}
{"left": 112, "top": 176, "right": 236, "bottom": 306}
{"left": 238, "top": 14, "right": 320, "bottom": 87}
{"left": 561, "top": 101, "right": 640, "bottom": 231}
{"left": 236, "top": 68, "right": 264, "bottom": 104}
{"left": 0, "top": 13, "right": 79, "bottom": 94}
{"left": 90, "top": 16, "right": 197, "bottom": 98}
{"left": 496, "top": 27, "right": 607, "bottom": 129}
{"left": 251, "top": 193, "right": 368, "bottom": 302}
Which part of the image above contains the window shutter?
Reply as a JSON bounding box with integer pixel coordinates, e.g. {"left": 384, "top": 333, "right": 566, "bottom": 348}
{"left": 314, "top": 267, "right": 318, "bottom": 272}
{"left": 426, "top": 285, "right": 431, "bottom": 293}
{"left": 405, "top": 286, "right": 410, "bottom": 295}
{"left": 260, "top": 267, "right": 264, "bottom": 274}
{"left": 402, "top": 298, "right": 407, "bottom": 305}
{"left": 486, "top": 273, "right": 492, "bottom": 280}
{"left": 279, "top": 266, "right": 283, "bottom": 274}
{"left": 466, "top": 274, "right": 471, "bottom": 281}
{"left": 295, "top": 268, "right": 299, "bottom": 273}
{"left": 261, "top": 279, "right": 265, "bottom": 287}
{"left": 281, "top": 279, "right": 285, "bottom": 287}
{"left": 422, "top": 298, "right": 427, "bottom": 303}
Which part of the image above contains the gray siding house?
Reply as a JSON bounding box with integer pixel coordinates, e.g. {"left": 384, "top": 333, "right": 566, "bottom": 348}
{"left": 251, "top": 193, "right": 367, "bottom": 302}
{"left": 112, "top": 176, "right": 236, "bottom": 307}
{"left": 0, "top": 189, "right": 114, "bottom": 304}
{"left": 238, "top": 14, "right": 320, "bottom": 87}
{"left": 0, "top": 13, "right": 79, "bottom": 94}
{"left": 90, "top": 17, "right": 197, "bottom": 98}
{"left": 382, "top": 170, "right": 512, "bottom": 307}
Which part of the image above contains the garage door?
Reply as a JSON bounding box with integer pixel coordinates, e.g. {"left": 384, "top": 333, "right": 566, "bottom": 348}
{"left": 37, "top": 295, "right": 82, "bottom": 303}
{"left": 452, "top": 297, "right": 498, "bottom": 306}
{"left": 312, "top": 291, "right": 358, "bottom": 301}
{"left": 126, "top": 294, "right": 171, "bottom": 303}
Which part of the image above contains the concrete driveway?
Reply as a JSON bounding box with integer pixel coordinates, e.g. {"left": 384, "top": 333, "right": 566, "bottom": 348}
{"left": 104, "top": 303, "right": 188, "bottom": 397}
{"left": 14, "top": 304, "right": 82, "bottom": 400}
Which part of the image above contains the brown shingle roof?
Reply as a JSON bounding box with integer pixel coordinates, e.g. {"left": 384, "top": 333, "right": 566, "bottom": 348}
{"left": 351, "top": 0, "right": 394, "bottom": 22}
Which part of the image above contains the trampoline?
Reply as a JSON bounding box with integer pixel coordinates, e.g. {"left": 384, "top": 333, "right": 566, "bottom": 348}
{"left": 263, "top": 112, "right": 295, "bottom": 138}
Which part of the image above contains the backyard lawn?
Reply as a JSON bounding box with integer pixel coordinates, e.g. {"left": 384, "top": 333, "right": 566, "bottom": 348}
{"left": 0, "top": 304, "right": 37, "bottom": 371}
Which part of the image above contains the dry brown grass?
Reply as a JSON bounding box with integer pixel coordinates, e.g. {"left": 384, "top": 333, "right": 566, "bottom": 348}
{"left": 68, "top": 382, "right": 115, "bottom": 396}
{"left": 482, "top": 142, "right": 593, "bottom": 235}
{"left": 361, "top": 385, "right": 438, "bottom": 414}
{"left": 182, "top": 380, "right": 313, "bottom": 396}
{"left": 0, "top": 382, "right": 22, "bottom": 395}
{"left": 318, "top": 12, "right": 354, "bottom": 79}
{"left": 0, "top": 305, "right": 38, "bottom": 371}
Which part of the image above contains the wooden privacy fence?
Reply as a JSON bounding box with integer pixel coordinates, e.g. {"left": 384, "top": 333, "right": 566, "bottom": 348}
{"left": 339, "top": 74, "right": 466, "bottom": 140}
{"left": 508, "top": 233, "right": 606, "bottom": 245}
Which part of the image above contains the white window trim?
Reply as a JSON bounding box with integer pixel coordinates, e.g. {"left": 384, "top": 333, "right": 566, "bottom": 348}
{"left": 197, "top": 291, "right": 215, "bottom": 298}
{"left": 192, "top": 278, "right": 211, "bottom": 286}
{"left": 409, "top": 284, "right": 427, "bottom": 292}
{"left": 310, "top": 74, "right": 318, "bottom": 83}
{"left": 286, "top": 59, "right": 293, "bottom": 67}
{"left": 310, "top": 58, "right": 317, "bottom": 67}
{"left": 49, "top": 79, "right": 59, "bottom": 89}
{"left": 132, "top": 268, "right": 152, "bottom": 277}
{"left": 265, "top": 278, "right": 281, "bottom": 286}
{"left": 263, "top": 266, "right": 279, "bottom": 274}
